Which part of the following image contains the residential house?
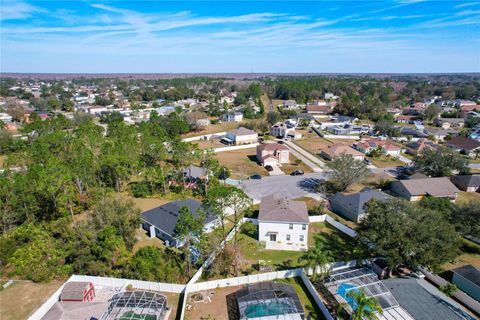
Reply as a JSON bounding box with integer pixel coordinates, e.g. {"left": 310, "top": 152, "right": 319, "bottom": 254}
{"left": 451, "top": 265, "right": 480, "bottom": 302}
{"left": 397, "top": 127, "right": 428, "bottom": 142}
{"left": 306, "top": 104, "right": 332, "bottom": 115}
{"left": 183, "top": 165, "right": 209, "bottom": 181}
{"left": 435, "top": 118, "right": 465, "bottom": 129}
{"left": 330, "top": 187, "right": 393, "bottom": 223}
{"left": 353, "top": 138, "right": 402, "bottom": 156}
{"left": 423, "top": 127, "right": 457, "bottom": 141}
{"left": 222, "top": 111, "right": 243, "bottom": 123}
{"left": 258, "top": 195, "right": 309, "bottom": 251}
{"left": 320, "top": 143, "right": 365, "bottom": 161}
{"left": 256, "top": 143, "right": 289, "bottom": 167}
{"left": 450, "top": 175, "right": 480, "bottom": 192}
{"left": 405, "top": 139, "right": 438, "bottom": 156}
{"left": 390, "top": 177, "right": 459, "bottom": 201}
{"left": 326, "top": 123, "right": 372, "bottom": 135}
{"left": 141, "top": 199, "right": 217, "bottom": 247}
{"left": 446, "top": 137, "right": 480, "bottom": 157}
{"left": 395, "top": 115, "right": 418, "bottom": 124}
{"left": 88, "top": 106, "right": 108, "bottom": 115}
{"left": 460, "top": 105, "right": 480, "bottom": 118}
{"left": 283, "top": 100, "right": 298, "bottom": 110}
{"left": 270, "top": 122, "right": 297, "bottom": 139}
{"left": 324, "top": 93, "right": 339, "bottom": 100}
{"left": 222, "top": 127, "right": 258, "bottom": 145}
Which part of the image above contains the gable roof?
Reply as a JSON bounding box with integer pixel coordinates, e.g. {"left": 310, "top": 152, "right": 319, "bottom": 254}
{"left": 141, "top": 199, "right": 215, "bottom": 236}
{"left": 450, "top": 174, "right": 480, "bottom": 188}
{"left": 391, "top": 177, "right": 459, "bottom": 197}
{"left": 452, "top": 264, "right": 480, "bottom": 287}
{"left": 321, "top": 143, "right": 364, "bottom": 158}
{"left": 330, "top": 187, "right": 393, "bottom": 217}
{"left": 447, "top": 137, "right": 480, "bottom": 151}
{"left": 258, "top": 195, "right": 309, "bottom": 223}
{"left": 257, "top": 143, "right": 289, "bottom": 152}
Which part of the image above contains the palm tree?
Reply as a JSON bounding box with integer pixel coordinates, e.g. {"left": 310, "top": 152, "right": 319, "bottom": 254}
{"left": 299, "top": 235, "right": 332, "bottom": 281}
{"left": 338, "top": 289, "right": 383, "bottom": 320}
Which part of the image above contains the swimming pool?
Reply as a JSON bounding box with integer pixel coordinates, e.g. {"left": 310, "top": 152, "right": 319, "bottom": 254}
{"left": 337, "top": 283, "right": 361, "bottom": 310}
{"left": 244, "top": 301, "right": 292, "bottom": 318}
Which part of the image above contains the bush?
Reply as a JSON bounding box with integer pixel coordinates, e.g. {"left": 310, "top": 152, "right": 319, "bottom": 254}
{"left": 131, "top": 181, "right": 151, "bottom": 198}
{"left": 241, "top": 221, "right": 257, "bottom": 238}
{"left": 440, "top": 283, "right": 458, "bottom": 297}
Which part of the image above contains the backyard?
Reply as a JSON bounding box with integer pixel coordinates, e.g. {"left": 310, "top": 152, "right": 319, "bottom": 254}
{"left": 181, "top": 122, "right": 240, "bottom": 138}
{"left": 441, "top": 238, "right": 480, "bottom": 271}
{"left": 214, "top": 147, "right": 268, "bottom": 179}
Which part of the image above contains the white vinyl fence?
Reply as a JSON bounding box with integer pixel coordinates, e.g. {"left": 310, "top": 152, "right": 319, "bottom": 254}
{"left": 182, "top": 131, "right": 226, "bottom": 142}
{"left": 309, "top": 214, "right": 357, "bottom": 237}
{"left": 213, "top": 143, "right": 259, "bottom": 153}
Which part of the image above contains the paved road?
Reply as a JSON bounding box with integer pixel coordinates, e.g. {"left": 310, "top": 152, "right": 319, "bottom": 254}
{"left": 239, "top": 172, "right": 326, "bottom": 202}
{"left": 469, "top": 163, "right": 480, "bottom": 169}
{"left": 284, "top": 140, "right": 325, "bottom": 172}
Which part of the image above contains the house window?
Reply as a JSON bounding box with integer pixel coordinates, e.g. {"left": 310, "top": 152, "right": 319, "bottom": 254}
{"left": 302, "top": 224, "right": 307, "bottom": 230}
{"left": 269, "top": 234, "right": 277, "bottom": 242}
{"left": 289, "top": 224, "right": 293, "bottom": 230}
{"left": 286, "top": 234, "right": 291, "bottom": 241}
{"left": 299, "top": 235, "right": 304, "bottom": 242}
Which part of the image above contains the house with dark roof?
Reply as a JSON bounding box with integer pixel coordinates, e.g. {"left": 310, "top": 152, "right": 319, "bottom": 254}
{"left": 390, "top": 177, "right": 459, "bottom": 201}
{"left": 452, "top": 265, "right": 480, "bottom": 302}
{"left": 258, "top": 195, "right": 309, "bottom": 251}
{"left": 423, "top": 127, "right": 457, "bottom": 141}
{"left": 450, "top": 175, "right": 480, "bottom": 192}
{"left": 397, "top": 127, "right": 428, "bottom": 142}
{"left": 329, "top": 187, "right": 393, "bottom": 222}
{"left": 405, "top": 139, "right": 438, "bottom": 156}
{"left": 141, "top": 199, "right": 217, "bottom": 247}
{"left": 446, "top": 137, "right": 480, "bottom": 158}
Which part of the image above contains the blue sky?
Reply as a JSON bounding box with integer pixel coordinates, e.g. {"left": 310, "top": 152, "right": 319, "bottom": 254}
{"left": 1, "top": 1, "right": 479, "bottom": 73}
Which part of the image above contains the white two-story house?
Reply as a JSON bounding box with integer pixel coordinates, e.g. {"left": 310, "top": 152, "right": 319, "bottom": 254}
{"left": 222, "top": 127, "right": 258, "bottom": 145}
{"left": 258, "top": 195, "right": 309, "bottom": 251}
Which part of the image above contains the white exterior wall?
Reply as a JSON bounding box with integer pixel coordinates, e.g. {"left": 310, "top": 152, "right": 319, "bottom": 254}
{"left": 234, "top": 133, "right": 258, "bottom": 145}
{"left": 258, "top": 221, "right": 308, "bottom": 245}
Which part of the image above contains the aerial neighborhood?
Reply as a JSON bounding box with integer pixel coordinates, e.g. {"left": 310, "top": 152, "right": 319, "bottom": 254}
{"left": 0, "top": 75, "right": 479, "bottom": 320}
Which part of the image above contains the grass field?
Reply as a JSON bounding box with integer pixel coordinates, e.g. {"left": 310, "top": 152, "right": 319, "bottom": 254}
{"left": 456, "top": 191, "right": 480, "bottom": 204}
{"left": 281, "top": 154, "right": 313, "bottom": 174}
{"left": 192, "top": 139, "right": 224, "bottom": 150}
{"left": 0, "top": 280, "right": 64, "bottom": 320}
{"left": 214, "top": 147, "right": 268, "bottom": 179}
{"left": 368, "top": 155, "right": 405, "bottom": 168}
{"left": 442, "top": 238, "right": 480, "bottom": 271}
{"left": 181, "top": 122, "right": 239, "bottom": 138}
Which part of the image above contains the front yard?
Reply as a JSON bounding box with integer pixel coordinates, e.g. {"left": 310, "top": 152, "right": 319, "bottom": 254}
{"left": 181, "top": 122, "right": 240, "bottom": 138}
{"left": 214, "top": 148, "right": 268, "bottom": 179}
{"left": 367, "top": 155, "right": 405, "bottom": 168}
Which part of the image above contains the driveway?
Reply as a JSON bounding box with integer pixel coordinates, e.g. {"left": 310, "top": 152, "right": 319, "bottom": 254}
{"left": 239, "top": 172, "right": 326, "bottom": 202}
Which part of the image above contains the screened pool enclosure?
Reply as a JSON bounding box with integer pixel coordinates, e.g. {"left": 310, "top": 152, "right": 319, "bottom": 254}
{"left": 101, "top": 291, "right": 168, "bottom": 320}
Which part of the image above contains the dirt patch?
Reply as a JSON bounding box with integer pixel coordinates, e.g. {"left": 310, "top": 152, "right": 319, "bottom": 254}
{"left": 295, "top": 136, "right": 332, "bottom": 156}
{"left": 0, "top": 280, "right": 64, "bottom": 320}
{"left": 181, "top": 122, "right": 239, "bottom": 138}
{"left": 131, "top": 197, "right": 174, "bottom": 212}
{"left": 215, "top": 148, "right": 268, "bottom": 179}
{"left": 132, "top": 228, "right": 166, "bottom": 253}
{"left": 185, "top": 285, "right": 242, "bottom": 320}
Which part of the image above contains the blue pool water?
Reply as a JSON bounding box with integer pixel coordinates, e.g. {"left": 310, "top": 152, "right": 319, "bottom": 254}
{"left": 337, "top": 283, "right": 361, "bottom": 310}
{"left": 244, "top": 301, "right": 292, "bottom": 318}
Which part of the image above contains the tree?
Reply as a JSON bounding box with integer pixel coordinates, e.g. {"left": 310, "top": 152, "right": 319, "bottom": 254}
{"left": 323, "top": 154, "right": 370, "bottom": 192}
{"left": 338, "top": 289, "right": 383, "bottom": 320}
{"left": 419, "top": 196, "right": 456, "bottom": 218}
{"left": 300, "top": 234, "right": 332, "bottom": 281}
{"left": 414, "top": 146, "right": 469, "bottom": 177}
{"left": 451, "top": 201, "right": 480, "bottom": 239}
{"left": 174, "top": 206, "right": 205, "bottom": 277}
{"left": 267, "top": 111, "right": 282, "bottom": 125}
{"left": 357, "top": 199, "right": 460, "bottom": 272}
{"left": 204, "top": 185, "right": 231, "bottom": 239}
{"left": 424, "top": 104, "right": 441, "bottom": 122}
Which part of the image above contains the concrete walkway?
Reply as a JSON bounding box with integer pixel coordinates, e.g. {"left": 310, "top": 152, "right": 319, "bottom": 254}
{"left": 283, "top": 140, "right": 325, "bottom": 172}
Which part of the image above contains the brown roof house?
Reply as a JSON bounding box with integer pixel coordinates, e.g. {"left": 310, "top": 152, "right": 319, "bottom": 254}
{"left": 446, "top": 137, "right": 480, "bottom": 158}
{"left": 320, "top": 143, "right": 365, "bottom": 161}
{"left": 256, "top": 143, "right": 289, "bottom": 167}
{"left": 450, "top": 174, "right": 480, "bottom": 192}
{"left": 258, "top": 195, "right": 309, "bottom": 251}
{"left": 390, "top": 177, "right": 459, "bottom": 202}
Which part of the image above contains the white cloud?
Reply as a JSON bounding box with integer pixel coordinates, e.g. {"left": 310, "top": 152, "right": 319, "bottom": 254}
{"left": 0, "top": 1, "right": 45, "bottom": 20}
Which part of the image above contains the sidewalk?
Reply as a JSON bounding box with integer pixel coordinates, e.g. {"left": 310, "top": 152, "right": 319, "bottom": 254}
{"left": 283, "top": 140, "right": 325, "bottom": 172}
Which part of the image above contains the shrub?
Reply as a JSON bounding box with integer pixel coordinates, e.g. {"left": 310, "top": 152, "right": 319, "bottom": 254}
{"left": 440, "top": 283, "right": 458, "bottom": 297}
{"left": 131, "top": 181, "right": 151, "bottom": 198}
{"left": 241, "top": 221, "right": 257, "bottom": 238}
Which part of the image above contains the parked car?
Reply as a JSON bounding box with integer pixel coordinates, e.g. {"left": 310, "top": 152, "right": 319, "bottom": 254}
{"left": 277, "top": 140, "right": 284, "bottom": 144}
{"left": 249, "top": 174, "right": 262, "bottom": 180}
{"left": 265, "top": 165, "right": 274, "bottom": 172}
{"left": 291, "top": 170, "right": 304, "bottom": 176}
{"left": 364, "top": 158, "right": 372, "bottom": 165}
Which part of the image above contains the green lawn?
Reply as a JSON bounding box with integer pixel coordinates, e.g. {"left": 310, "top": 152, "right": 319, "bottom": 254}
{"left": 456, "top": 191, "right": 480, "bottom": 204}
{"left": 368, "top": 155, "right": 404, "bottom": 168}
{"left": 237, "top": 222, "right": 355, "bottom": 272}
{"left": 278, "top": 277, "right": 324, "bottom": 320}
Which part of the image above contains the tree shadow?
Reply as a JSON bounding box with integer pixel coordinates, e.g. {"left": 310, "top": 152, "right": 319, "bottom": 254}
{"left": 226, "top": 292, "right": 240, "bottom": 320}
{"left": 297, "top": 178, "right": 323, "bottom": 192}
{"left": 246, "top": 155, "right": 262, "bottom": 166}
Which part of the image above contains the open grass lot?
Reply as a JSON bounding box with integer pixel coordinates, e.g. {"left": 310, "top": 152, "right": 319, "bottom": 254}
{"left": 260, "top": 94, "right": 271, "bottom": 113}
{"left": 271, "top": 99, "right": 285, "bottom": 108}
{"left": 442, "top": 239, "right": 480, "bottom": 271}
{"left": 214, "top": 148, "right": 268, "bottom": 179}
{"left": 0, "top": 280, "right": 64, "bottom": 320}
{"left": 281, "top": 154, "right": 313, "bottom": 174}
{"left": 368, "top": 155, "right": 405, "bottom": 168}
{"left": 237, "top": 222, "right": 354, "bottom": 273}
{"left": 456, "top": 191, "right": 480, "bottom": 204}
{"left": 295, "top": 135, "right": 332, "bottom": 156}
{"left": 347, "top": 173, "right": 394, "bottom": 193}
{"left": 193, "top": 139, "right": 224, "bottom": 150}
{"left": 181, "top": 122, "right": 239, "bottom": 138}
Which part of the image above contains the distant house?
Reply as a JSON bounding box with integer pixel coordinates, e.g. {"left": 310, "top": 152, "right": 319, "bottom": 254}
{"left": 320, "top": 143, "right": 365, "bottom": 161}
{"left": 258, "top": 195, "right": 309, "bottom": 250}
{"left": 423, "top": 127, "right": 457, "bottom": 141}
{"left": 460, "top": 105, "right": 480, "bottom": 118}
{"left": 88, "top": 106, "right": 108, "bottom": 115}
{"left": 183, "top": 165, "right": 208, "bottom": 180}
{"left": 141, "top": 199, "right": 217, "bottom": 247}
{"left": 283, "top": 100, "right": 298, "bottom": 110}
{"left": 390, "top": 177, "right": 459, "bottom": 201}
{"left": 434, "top": 118, "right": 465, "bottom": 129}
{"left": 405, "top": 139, "right": 438, "bottom": 156}
{"left": 256, "top": 143, "right": 289, "bottom": 167}
{"left": 446, "top": 137, "right": 480, "bottom": 157}
{"left": 397, "top": 127, "right": 428, "bottom": 142}
{"left": 324, "top": 93, "right": 338, "bottom": 100}
{"left": 395, "top": 115, "right": 418, "bottom": 124}
{"left": 222, "top": 127, "right": 258, "bottom": 145}
{"left": 306, "top": 104, "right": 332, "bottom": 115}
{"left": 450, "top": 175, "right": 480, "bottom": 192}
{"left": 353, "top": 138, "right": 402, "bottom": 156}
{"left": 330, "top": 187, "right": 393, "bottom": 223}
{"left": 325, "top": 124, "right": 371, "bottom": 135}
{"left": 270, "top": 122, "right": 298, "bottom": 139}
{"left": 222, "top": 111, "right": 243, "bottom": 123}
{"left": 451, "top": 265, "right": 480, "bottom": 302}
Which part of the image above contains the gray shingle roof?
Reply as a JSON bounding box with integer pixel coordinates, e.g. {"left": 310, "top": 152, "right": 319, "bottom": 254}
{"left": 452, "top": 265, "right": 480, "bottom": 287}
{"left": 258, "top": 195, "right": 309, "bottom": 223}
{"left": 141, "top": 199, "right": 215, "bottom": 236}
{"left": 450, "top": 175, "right": 480, "bottom": 188}
{"left": 330, "top": 187, "right": 393, "bottom": 216}
{"left": 391, "top": 177, "right": 459, "bottom": 197}
{"left": 382, "top": 278, "right": 470, "bottom": 320}
{"left": 227, "top": 126, "right": 257, "bottom": 137}
{"left": 183, "top": 165, "right": 207, "bottom": 179}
